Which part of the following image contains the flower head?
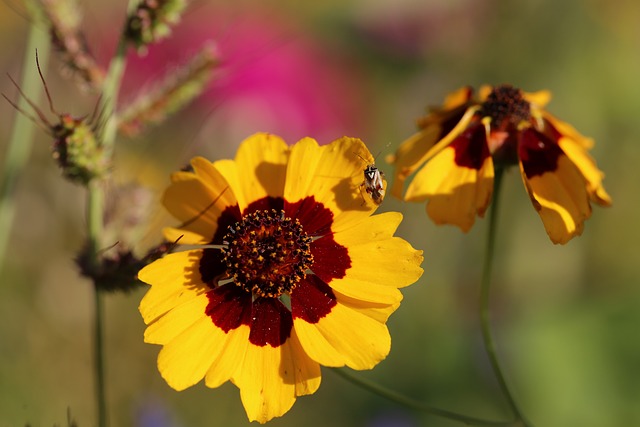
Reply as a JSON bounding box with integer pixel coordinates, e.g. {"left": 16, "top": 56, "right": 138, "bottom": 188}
{"left": 388, "top": 84, "right": 612, "bottom": 244}
{"left": 138, "top": 133, "right": 423, "bottom": 423}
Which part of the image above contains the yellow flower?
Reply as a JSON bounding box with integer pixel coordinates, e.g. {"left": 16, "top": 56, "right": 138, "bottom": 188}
{"left": 138, "top": 133, "right": 423, "bottom": 423}
{"left": 388, "top": 84, "right": 612, "bottom": 244}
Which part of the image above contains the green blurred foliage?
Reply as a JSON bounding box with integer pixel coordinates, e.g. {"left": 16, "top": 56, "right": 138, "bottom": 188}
{"left": 1, "top": 0, "right": 639, "bottom": 426}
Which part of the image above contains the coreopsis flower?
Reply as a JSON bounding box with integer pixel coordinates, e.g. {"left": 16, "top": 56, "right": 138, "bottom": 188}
{"left": 388, "top": 84, "right": 611, "bottom": 244}
{"left": 138, "top": 133, "right": 423, "bottom": 423}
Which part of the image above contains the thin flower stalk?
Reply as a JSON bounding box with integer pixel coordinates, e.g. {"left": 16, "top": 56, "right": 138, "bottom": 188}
{"left": 333, "top": 368, "right": 518, "bottom": 426}
{"left": 85, "top": 1, "right": 139, "bottom": 425}
{"left": 480, "top": 168, "right": 532, "bottom": 427}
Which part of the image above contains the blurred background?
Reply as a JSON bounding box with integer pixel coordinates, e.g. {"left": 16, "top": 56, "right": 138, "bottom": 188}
{"left": 1, "top": 0, "right": 638, "bottom": 426}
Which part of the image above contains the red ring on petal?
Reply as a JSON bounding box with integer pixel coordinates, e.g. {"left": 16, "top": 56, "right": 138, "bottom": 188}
{"left": 291, "top": 275, "right": 337, "bottom": 324}
{"left": 205, "top": 283, "right": 252, "bottom": 332}
{"left": 248, "top": 298, "right": 293, "bottom": 347}
{"left": 452, "top": 123, "right": 490, "bottom": 170}
{"left": 519, "top": 128, "right": 562, "bottom": 178}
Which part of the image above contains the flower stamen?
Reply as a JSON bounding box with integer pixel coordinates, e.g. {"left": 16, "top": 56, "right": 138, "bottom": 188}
{"left": 221, "top": 209, "right": 314, "bottom": 298}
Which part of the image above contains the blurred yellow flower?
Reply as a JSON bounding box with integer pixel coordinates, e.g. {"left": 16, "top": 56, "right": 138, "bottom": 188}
{"left": 138, "top": 133, "right": 423, "bottom": 423}
{"left": 388, "top": 84, "right": 611, "bottom": 244}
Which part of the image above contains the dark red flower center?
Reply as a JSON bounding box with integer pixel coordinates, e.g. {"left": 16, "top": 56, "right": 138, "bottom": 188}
{"left": 200, "top": 196, "right": 350, "bottom": 347}
{"left": 481, "top": 85, "right": 531, "bottom": 129}
{"left": 221, "top": 209, "right": 314, "bottom": 298}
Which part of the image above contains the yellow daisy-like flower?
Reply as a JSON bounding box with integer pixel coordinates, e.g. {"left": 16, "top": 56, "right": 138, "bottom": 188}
{"left": 388, "top": 84, "right": 612, "bottom": 244}
{"left": 138, "top": 133, "right": 423, "bottom": 423}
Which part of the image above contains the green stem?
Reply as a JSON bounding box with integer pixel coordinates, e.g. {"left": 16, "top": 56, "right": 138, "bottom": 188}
{"left": 0, "top": 3, "right": 50, "bottom": 270}
{"left": 94, "top": 279, "right": 107, "bottom": 427}
{"left": 332, "top": 369, "right": 517, "bottom": 426}
{"left": 479, "top": 168, "right": 532, "bottom": 426}
{"left": 88, "top": 180, "right": 107, "bottom": 427}
{"left": 87, "top": 2, "right": 137, "bottom": 425}
{"left": 100, "top": 0, "right": 138, "bottom": 157}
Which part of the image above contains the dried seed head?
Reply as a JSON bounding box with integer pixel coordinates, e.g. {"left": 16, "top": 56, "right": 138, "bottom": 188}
{"left": 76, "top": 245, "right": 145, "bottom": 293}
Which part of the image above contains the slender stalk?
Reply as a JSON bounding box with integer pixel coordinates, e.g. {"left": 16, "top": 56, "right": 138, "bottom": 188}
{"left": 0, "top": 4, "right": 50, "bottom": 270}
{"left": 479, "top": 168, "right": 531, "bottom": 426}
{"left": 86, "top": 2, "right": 138, "bottom": 425}
{"left": 93, "top": 278, "right": 107, "bottom": 427}
{"left": 87, "top": 181, "right": 106, "bottom": 427}
{"left": 100, "top": 0, "right": 139, "bottom": 157}
{"left": 332, "top": 369, "right": 517, "bottom": 426}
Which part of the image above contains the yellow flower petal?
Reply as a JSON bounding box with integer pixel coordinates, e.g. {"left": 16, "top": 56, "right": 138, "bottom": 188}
{"left": 558, "top": 138, "right": 612, "bottom": 206}
{"left": 335, "top": 290, "right": 401, "bottom": 323}
{"left": 327, "top": 277, "right": 403, "bottom": 305}
{"left": 478, "top": 85, "right": 492, "bottom": 101}
{"left": 162, "top": 167, "right": 235, "bottom": 239}
{"left": 294, "top": 299, "right": 391, "bottom": 370}
{"left": 388, "top": 104, "right": 481, "bottom": 201}
{"left": 238, "top": 335, "right": 320, "bottom": 423}
{"left": 283, "top": 137, "right": 324, "bottom": 202}
{"left": 204, "top": 325, "right": 250, "bottom": 389}
{"left": 524, "top": 89, "right": 552, "bottom": 108}
{"left": 138, "top": 250, "right": 208, "bottom": 323}
{"left": 212, "top": 158, "right": 248, "bottom": 212}
{"left": 291, "top": 320, "right": 343, "bottom": 367}
{"left": 156, "top": 316, "right": 222, "bottom": 391}
{"left": 144, "top": 292, "right": 209, "bottom": 345}
{"left": 520, "top": 155, "right": 592, "bottom": 244}
{"left": 162, "top": 227, "right": 208, "bottom": 245}
{"left": 386, "top": 126, "right": 443, "bottom": 199}
{"left": 543, "top": 112, "right": 594, "bottom": 149}
{"left": 232, "top": 337, "right": 317, "bottom": 424}
{"left": 287, "top": 137, "right": 379, "bottom": 232}
{"left": 405, "top": 145, "right": 494, "bottom": 232}
{"left": 287, "top": 328, "right": 322, "bottom": 397}
{"left": 190, "top": 156, "right": 240, "bottom": 206}
{"left": 441, "top": 85, "right": 474, "bottom": 109}
{"left": 331, "top": 212, "right": 423, "bottom": 296}
{"left": 231, "top": 133, "right": 289, "bottom": 206}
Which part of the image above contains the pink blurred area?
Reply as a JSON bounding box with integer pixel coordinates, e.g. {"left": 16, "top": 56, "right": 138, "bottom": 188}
{"left": 117, "top": 4, "right": 369, "bottom": 145}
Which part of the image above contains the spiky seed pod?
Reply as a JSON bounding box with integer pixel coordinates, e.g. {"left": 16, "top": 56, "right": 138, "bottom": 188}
{"left": 4, "top": 53, "right": 109, "bottom": 185}
{"left": 51, "top": 114, "right": 109, "bottom": 185}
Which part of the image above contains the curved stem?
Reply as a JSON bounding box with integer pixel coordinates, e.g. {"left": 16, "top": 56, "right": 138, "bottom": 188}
{"left": 332, "top": 369, "right": 517, "bottom": 426}
{"left": 479, "top": 168, "right": 532, "bottom": 426}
